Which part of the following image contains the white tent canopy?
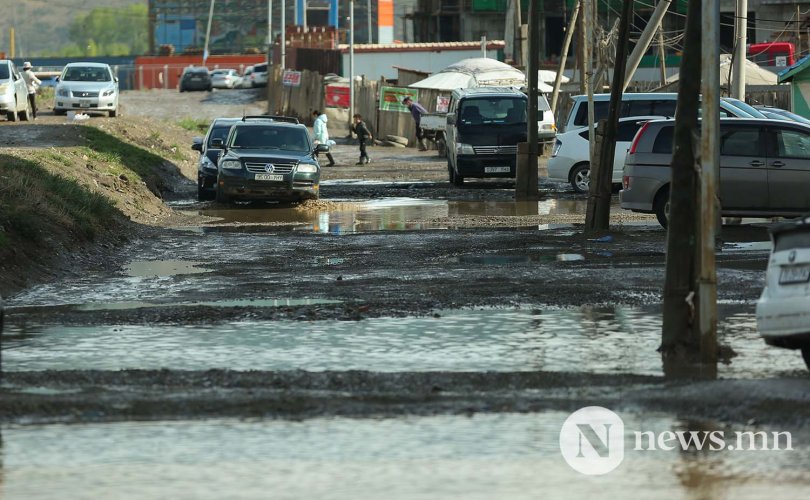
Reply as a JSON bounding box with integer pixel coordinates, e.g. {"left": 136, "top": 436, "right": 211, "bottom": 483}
{"left": 409, "top": 58, "right": 553, "bottom": 91}
{"left": 666, "top": 53, "right": 778, "bottom": 86}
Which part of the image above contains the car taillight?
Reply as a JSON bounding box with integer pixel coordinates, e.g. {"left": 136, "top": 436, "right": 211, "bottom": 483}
{"left": 622, "top": 175, "right": 631, "bottom": 190}
{"left": 628, "top": 121, "right": 651, "bottom": 154}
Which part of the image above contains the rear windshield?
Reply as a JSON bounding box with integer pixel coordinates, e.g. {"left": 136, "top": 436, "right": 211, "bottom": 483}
{"left": 229, "top": 126, "right": 310, "bottom": 152}
{"left": 573, "top": 99, "right": 677, "bottom": 127}
{"left": 0, "top": 64, "right": 9, "bottom": 80}
{"left": 254, "top": 64, "right": 268, "bottom": 72}
{"left": 458, "top": 97, "right": 527, "bottom": 127}
{"left": 775, "top": 229, "right": 810, "bottom": 252}
{"left": 652, "top": 126, "right": 675, "bottom": 154}
{"left": 62, "top": 66, "right": 111, "bottom": 82}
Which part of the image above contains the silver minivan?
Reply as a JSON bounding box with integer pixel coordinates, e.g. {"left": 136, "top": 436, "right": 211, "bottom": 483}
{"left": 620, "top": 118, "right": 810, "bottom": 227}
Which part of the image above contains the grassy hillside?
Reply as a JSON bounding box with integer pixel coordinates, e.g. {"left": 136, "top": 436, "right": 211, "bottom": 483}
{"left": 0, "top": 0, "right": 143, "bottom": 57}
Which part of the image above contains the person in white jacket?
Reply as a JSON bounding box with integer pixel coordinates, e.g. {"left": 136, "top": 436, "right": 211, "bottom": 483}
{"left": 21, "top": 62, "right": 41, "bottom": 119}
{"left": 312, "top": 110, "right": 336, "bottom": 166}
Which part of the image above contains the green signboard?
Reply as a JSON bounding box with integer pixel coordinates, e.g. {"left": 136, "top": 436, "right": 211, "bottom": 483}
{"left": 379, "top": 86, "right": 419, "bottom": 113}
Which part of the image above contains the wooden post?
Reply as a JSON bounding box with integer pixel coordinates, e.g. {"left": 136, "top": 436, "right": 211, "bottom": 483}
{"left": 551, "top": 1, "right": 580, "bottom": 115}
{"left": 517, "top": 0, "right": 540, "bottom": 201}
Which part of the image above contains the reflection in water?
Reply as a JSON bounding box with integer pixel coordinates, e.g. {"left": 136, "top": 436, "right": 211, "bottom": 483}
{"left": 1, "top": 414, "right": 807, "bottom": 499}
{"left": 2, "top": 305, "right": 804, "bottom": 377}
{"left": 125, "top": 260, "right": 211, "bottom": 278}
{"left": 193, "top": 197, "right": 620, "bottom": 234}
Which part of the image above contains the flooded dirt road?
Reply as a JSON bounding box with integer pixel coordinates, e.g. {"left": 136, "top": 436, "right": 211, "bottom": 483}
{"left": 2, "top": 90, "right": 808, "bottom": 498}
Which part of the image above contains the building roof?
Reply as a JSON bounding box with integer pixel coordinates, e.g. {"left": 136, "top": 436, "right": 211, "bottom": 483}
{"left": 337, "top": 41, "right": 505, "bottom": 54}
{"left": 778, "top": 53, "right": 810, "bottom": 83}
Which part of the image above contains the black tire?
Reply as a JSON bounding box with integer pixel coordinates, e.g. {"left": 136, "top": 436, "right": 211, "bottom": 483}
{"left": 452, "top": 168, "right": 465, "bottom": 187}
{"left": 179, "top": 86, "right": 185, "bottom": 93}
{"left": 436, "top": 134, "right": 447, "bottom": 157}
{"left": 570, "top": 163, "right": 590, "bottom": 193}
{"left": 215, "top": 187, "right": 230, "bottom": 204}
{"left": 653, "top": 187, "right": 671, "bottom": 228}
{"left": 109, "top": 108, "right": 118, "bottom": 118}
{"left": 207, "top": 86, "right": 213, "bottom": 92}
{"left": 801, "top": 346, "right": 810, "bottom": 371}
{"left": 7, "top": 109, "right": 18, "bottom": 122}
{"left": 53, "top": 108, "right": 66, "bottom": 116}
{"left": 19, "top": 104, "right": 31, "bottom": 121}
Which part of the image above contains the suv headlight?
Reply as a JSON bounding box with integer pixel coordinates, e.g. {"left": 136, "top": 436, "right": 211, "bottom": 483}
{"left": 456, "top": 143, "right": 475, "bottom": 155}
{"left": 57, "top": 87, "right": 70, "bottom": 97}
{"left": 220, "top": 160, "right": 242, "bottom": 170}
{"left": 102, "top": 87, "right": 116, "bottom": 97}
{"left": 297, "top": 164, "right": 318, "bottom": 173}
{"left": 200, "top": 155, "right": 215, "bottom": 168}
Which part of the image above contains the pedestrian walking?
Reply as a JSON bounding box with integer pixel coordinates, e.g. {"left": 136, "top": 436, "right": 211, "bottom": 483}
{"left": 20, "top": 62, "right": 41, "bottom": 119}
{"left": 312, "top": 110, "right": 336, "bottom": 166}
{"left": 402, "top": 96, "right": 428, "bottom": 151}
{"left": 350, "top": 114, "right": 372, "bottom": 165}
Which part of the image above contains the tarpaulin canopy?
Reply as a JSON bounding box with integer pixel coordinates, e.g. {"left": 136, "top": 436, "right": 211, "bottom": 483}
{"left": 666, "top": 54, "right": 778, "bottom": 86}
{"left": 409, "top": 57, "right": 553, "bottom": 91}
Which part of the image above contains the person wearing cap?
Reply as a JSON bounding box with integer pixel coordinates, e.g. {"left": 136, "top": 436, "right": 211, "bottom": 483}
{"left": 402, "top": 96, "right": 428, "bottom": 151}
{"left": 20, "top": 62, "right": 41, "bottom": 119}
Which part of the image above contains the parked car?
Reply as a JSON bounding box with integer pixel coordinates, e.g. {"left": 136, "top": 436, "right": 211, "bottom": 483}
{"left": 754, "top": 105, "right": 810, "bottom": 126}
{"left": 213, "top": 116, "right": 327, "bottom": 203}
{"left": 211, "top": 69, "right": 242, "bottom": 89}
{"left": 756, "top": 214, "right": 810, "bottom": 370}
{"left": 445, "top": 87, "right": 529, "bottom": 186}
{"left": 548, "top": 116, "right": 662, "bottom": 193}
{"left": 537, "top": 93, "right": 556, "bottom": 140}
{"left": 620, "top": 118, "right": 810, "bottom": 227}
{"left": 251, "top": 63, "right": 268, "bottom": 88}
{"left": 179, "top": 67, "right": 212, "bottom": 92}
{"left": 0, "top": 59, "right": 33, "bottom": 121}
{"left": 192, "top": 117, "right": 241, "bottom": 200}
{"left": 560, "top": 93, "right": 756, "bottom": 133}
{"left": 53, "top": 62, "right": 119, "bottom": 117}
{"left": 240, "top": 66, "right": 254, "bottom": 88}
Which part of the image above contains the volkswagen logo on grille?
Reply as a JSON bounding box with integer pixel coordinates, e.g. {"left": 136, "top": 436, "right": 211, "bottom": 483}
{"left": 789, "top": 250, "right": 797, "bottom": 263}
{"left": 264, "top": 164, "right": 275, "bottom": 173}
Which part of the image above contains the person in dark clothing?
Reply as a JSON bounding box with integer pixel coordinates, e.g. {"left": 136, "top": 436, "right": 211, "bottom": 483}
{"left": 402, "top": 95, "right": 428, "bottom": 151}
{"left": 350, "top": 113, "right": 372, "bottom": 165}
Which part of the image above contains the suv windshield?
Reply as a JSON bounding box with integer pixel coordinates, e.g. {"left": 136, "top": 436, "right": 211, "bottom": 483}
{"left": 458, "top": 97, "right": 527, "bottom": 127}
{"left": 63, "top": 66, "right": 111, "bottom": 82}
{"left": 0, "top": 64, "right": 9, "bottom": 80}
{"left": 229, "top": 126, "right": 309, "bottom": 152}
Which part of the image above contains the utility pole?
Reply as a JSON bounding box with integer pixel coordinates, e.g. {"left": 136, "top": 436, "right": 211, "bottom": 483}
{"left": 577, "top": 4, "right": 585, "bottom": 95}
{"left": 657, "top": 27, "right": 667, "bottom": 86}
{"left": 732, "top": 0, "right": 747, "bottom": 99}
{"left": 281, "top": 0, "right": 286, "bottom": 70}
{"left": 268, "top": 0, "right": 272, "bottom": 54}
{"left": 583, "top": 0, "right": 595, "bottom": 166}
{"left": 516, "top": 0, "right": 540, "bottom": 201}
{"left": 623, "top": 0, "right": 672, "bottom": 92}
{"left": 203, "top": 0, "right": 215, "bottom": 65}
{"left": 349, "top": 0, "right": 355, "bottom": 126}
{"left": 368, "top": 0, "right": 373, "bottom": 43}
{"left": 584, "top": 0, "right": 631, "bottom": 232}
{"left": 798, "top": 5, "right": 802, "bottom": 57}
{"left": 551, "top": 0, "right": 580, "bottom": 115}
{"left": 698, "top": 0, "right": 720, "bottom": 366}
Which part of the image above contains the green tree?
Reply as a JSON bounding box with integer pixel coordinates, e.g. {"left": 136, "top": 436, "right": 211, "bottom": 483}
{"left": 67, "top": 4, "right": 148, "bottom": 56}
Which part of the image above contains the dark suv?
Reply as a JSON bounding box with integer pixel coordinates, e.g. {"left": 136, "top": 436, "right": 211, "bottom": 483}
{"left": 192, "top": 118, "right": 240, "bottom": 200}
{"left": 213, "top": 116, "right": 328, "bottom": 203}
{"left": 179, "top": 67, "right": 212, "bottom": 92}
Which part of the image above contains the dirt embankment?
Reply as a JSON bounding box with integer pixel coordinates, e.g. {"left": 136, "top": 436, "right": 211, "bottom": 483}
{"left": 0, "top": 116, "right": 199, "bottom": 296}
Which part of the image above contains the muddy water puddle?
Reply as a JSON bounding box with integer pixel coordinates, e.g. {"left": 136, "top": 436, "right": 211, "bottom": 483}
{"left": 3, "top": 306, "right": 803, "bottom": 377}
{"left": 189, "top": 197, "right": 642, "bottom": 233}
{"left": 2, "top": 413, "right": 807, "bottom": 499}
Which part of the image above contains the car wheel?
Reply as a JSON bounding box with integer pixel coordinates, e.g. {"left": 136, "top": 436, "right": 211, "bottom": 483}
{"left": 109, "top": 108, "right": 118, "bottom": 118}
{"left": 215, "top": 187, "right": 230, "bottom": 204}
{"left": 452, "top": 164, "right": 465, "bottom": 187}
{"left": 7, "top": 108, "right": 18, "bottom": 122}
{"left": 570, "top": 164, "right": 590, "bottom": 193}
{"left": 179, "top": 86, "right": 185, "bottom": 93}
{"left": 19, "top": 103, "right": 31, "bottom": 121}
{"left": 207, "top": 86, "right": 213, "bottom": 92}
{"left": 653, "top": 187, "right": 671, "bottom": 228}
{"left": 53, "top": 108, "right": 66, "bottom": 116}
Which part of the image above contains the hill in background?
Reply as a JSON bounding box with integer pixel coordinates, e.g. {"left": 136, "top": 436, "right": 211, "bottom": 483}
{"left": 0, "top": 0, "right": 143, "bottom": 58}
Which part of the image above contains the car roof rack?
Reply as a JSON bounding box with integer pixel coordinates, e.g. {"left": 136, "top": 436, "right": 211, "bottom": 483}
{"left": 241, "top": 115, "right": 299, "bottom": 124}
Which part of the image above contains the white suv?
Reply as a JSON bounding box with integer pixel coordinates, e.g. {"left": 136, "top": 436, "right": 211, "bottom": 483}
{"left": 756, "top": 215, "right": 810, "bottom": 370}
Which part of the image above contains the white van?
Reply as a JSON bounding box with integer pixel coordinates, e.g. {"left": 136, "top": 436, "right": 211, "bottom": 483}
{"left": 560, "top": 93, "right": 755, "bottom": 133}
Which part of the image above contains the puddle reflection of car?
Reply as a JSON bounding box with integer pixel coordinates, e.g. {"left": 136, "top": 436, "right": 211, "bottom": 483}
{"left": 179, "top": 67, "right": 212, "bottom": 92}
{"left": 213, "top": 116, "right": 328, "bottom": 203}
{"left": 192, "top": 117, "right": 240, "bottom": 200}
{"left": 756, "top": 215, "right": 810, "bottom": 370}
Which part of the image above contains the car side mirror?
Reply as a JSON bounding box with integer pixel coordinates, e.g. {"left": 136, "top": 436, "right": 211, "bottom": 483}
{"left": 191, "top": 137, "right": 203, "bottom": 152}
{"left": 114, "top": 76, "right": 119, "bottom": 83}
{"left": 447, "top": 114, "right": 455, "bottom": 125}
{"left": 315, "top": 144, "right": 330, "bottom": 153}
{"left": 211, "top": 138, "right": 224, "bottom": 149}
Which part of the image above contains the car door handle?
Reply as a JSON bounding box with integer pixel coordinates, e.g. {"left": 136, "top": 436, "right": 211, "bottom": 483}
{"left": 749, "top": 160, "right": 764, "bottom": 167}
{"left": 770, "top": 161, "right": 785, "bottom": 168}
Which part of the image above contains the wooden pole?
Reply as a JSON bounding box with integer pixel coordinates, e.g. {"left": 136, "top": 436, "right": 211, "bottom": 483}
{"left": 551, "top": 1, "right": 580, "bottom": 115}
{"left": 658, "top": 27, "right": 667, "bottom": 86}
{"left": 517, "top": 0, "right": 540, "bottom": 201}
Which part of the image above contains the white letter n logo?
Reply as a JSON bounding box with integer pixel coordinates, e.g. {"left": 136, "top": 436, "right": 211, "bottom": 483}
{"left": 560, "top": 406, "right": 625, "bottom": 475}
{"left": 576, "top": 423, "right": 612, "bottom": 457}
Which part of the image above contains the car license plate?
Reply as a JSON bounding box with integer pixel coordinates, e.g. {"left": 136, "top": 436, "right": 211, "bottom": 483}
{"left": 79, "top": 100, "right": 91, "bottom": 108}
{"left": 484, "top": 166, "right": 511, "bottom": 173}
{"left": 255, "top": 174, "right": 284, "bottom": 181}
{"left": 779, "top": 265, "right": 810, "bottom": 284}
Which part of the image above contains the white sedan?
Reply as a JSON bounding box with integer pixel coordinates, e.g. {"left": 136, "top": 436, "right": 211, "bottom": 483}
{"left": 211, "top": 69, "right": 242, "bottom": 89}
{"left": 548, "top": 116, "right": 662, "bottom": 193}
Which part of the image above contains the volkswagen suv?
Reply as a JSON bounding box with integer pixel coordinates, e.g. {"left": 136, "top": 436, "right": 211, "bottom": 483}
{"left": 213, "top": 116, "right": 327, "bottom": 203}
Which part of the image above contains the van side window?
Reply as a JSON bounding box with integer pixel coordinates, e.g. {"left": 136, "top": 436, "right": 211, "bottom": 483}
{"left": 652, "top": 126, "right": 675, "bottom": 154}
{"left": 773, "top": 127, "right": 810, "bottom": 159}
{"left": 573, "top": 101, "right": 610, "bottom": 126}
{"left": 719, "top": 127, "right": 762, "bottom": 157}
